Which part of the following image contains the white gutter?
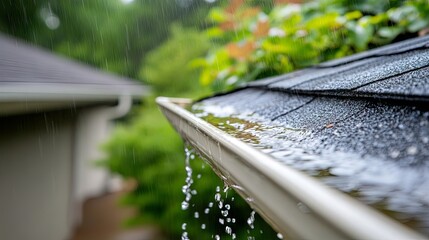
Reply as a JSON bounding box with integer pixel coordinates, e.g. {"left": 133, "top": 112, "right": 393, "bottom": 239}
{"left": 157, "top": 97, "right": 427, "bottom": 240}
{"left": 0, "top": 83, "right": 148, "bottom": 116}
{"left": 104, "top": 94, "right": 133, "bottom": 119}
{"left": 0, "top": 83, "right": 148, "bottom": 102}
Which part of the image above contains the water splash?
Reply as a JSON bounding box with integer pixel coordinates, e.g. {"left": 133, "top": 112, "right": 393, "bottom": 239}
{"left": 247, "top": 211, "right": 256, "bottom": 229}
{"left": 181, "top": 147, "right": 195, "bottom": 239}
{"left": 180, "top": 146, "right": 278, "bottom": 239}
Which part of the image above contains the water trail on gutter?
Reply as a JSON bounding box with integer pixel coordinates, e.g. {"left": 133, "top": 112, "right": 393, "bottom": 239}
{"left": 192, "top": 101, "right": 429, "bottom": 237}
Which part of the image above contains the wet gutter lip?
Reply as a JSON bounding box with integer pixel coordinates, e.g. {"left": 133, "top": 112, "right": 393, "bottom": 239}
{"left": 156, "top": 96, "right": 427, "bottom": 240}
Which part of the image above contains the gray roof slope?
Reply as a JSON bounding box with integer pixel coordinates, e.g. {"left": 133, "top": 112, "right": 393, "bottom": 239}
{"left": 0, "top": 33, "right": 147, "bottom": 102}
{"left": 248, "top": 35, "right": 429, "bottom": 102}
{"left": 195, "top": 36, "right": 429, "bottom": 236}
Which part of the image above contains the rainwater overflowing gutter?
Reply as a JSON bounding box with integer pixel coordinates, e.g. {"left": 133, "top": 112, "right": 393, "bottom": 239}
{"left": 156, "top": 97, "right": 426, "bottom": 240}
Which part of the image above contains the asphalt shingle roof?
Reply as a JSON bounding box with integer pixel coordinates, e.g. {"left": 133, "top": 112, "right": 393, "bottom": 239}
{"left": 0, "top": 33, "right": 147, "bottom": 100}
{"left": 249, "top": 35, "right": 429, "bottom": 102}
{"left": 194, "top": 35, "right": 429, "bottom": 236}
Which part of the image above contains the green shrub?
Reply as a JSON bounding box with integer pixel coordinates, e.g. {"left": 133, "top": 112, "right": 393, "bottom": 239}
{"left": 196, "top": 0, "right": 429, "bottom": 91}
{"left": 102, "top": 23, "right": 279, "bottom": 238}
{"left": 102, "top": 98, "right": 278, "bottom": 239}
{"left": 140, "top": 24, "right": 211, "bottom": 96}
{"left": 103, "top": 0, "right": 429, "bottom": 238}
{"left": 102, "top": 101, "right": 183, "bottom": 235}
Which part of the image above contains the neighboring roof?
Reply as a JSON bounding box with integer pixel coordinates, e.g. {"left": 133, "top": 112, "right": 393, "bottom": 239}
{"left": 194, "top": 36, "right": 429, "bottom": 236}
{"left": 0, "top": 33, "right": 148, "bottom": 106}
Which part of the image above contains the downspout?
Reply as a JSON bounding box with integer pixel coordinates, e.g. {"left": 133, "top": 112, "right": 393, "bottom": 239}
{"left": 106, "top": 94, "right": 133, "bottom": 119}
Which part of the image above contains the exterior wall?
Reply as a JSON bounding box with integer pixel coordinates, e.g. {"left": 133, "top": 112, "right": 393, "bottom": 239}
{"left": 73, "top": 106, "right": 123, "bottom": 224}
{"left": 0, "top": 110, "right": 77, "bottom": 240}
{"left": 0, "top": 105, "right": 123, "bottom": 240}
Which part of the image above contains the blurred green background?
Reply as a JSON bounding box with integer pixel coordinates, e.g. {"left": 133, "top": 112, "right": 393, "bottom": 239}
{"left": 2, "top": 0, "right": 429, "bottom": 239}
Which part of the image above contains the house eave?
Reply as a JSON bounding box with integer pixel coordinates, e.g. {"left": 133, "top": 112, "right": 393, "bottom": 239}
{"left": 0, "top": 83, "right": 149, "bottom": 116}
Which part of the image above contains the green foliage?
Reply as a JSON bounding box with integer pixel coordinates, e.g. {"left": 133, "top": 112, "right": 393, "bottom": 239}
{"left": 101, "top": 100, "right": 184, "bottom": 235}
{"left": 0, "top": 0, "right": 213, "bottom": 79}
{"left": 140, "top": 25, "right": 211, "bottom": 96}
{"left": 4, "top": 0, "right": 429, "bottom": 239}
{"left": 103, "top": 21, "right": 278, "bottom": 239}
{"left": 102, "top": 97, "right": 278, "bottom": 239}
{"left": 197, "top": 0, "right": 429, "bottom": 92}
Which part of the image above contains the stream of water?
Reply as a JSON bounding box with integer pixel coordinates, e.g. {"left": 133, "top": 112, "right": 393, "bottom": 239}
{"left": 180, "top": 147, "right": 283, "bottom": 239}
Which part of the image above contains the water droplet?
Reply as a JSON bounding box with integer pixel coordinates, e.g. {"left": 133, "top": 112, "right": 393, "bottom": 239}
{"left": 247, "top": 211, "right": 255, "bottom": 229}
{"left": 205, "top": 208, "right": 210, "bottom": 214}
{"left": 209, "top": 202, "right": 214, "bottom": 208}
{"left": 216, "top": 186, "right": 220, "bottom": 192}
{"left": 232, "top": 233, "right": 236, "bottom": 239}
{"left": 297, "top": 202, "right": 311, "bottom": 213}
{"left": 225, "top": 204, "right": 231, "bottom": 210}
{"left": 201, "top": 224, "right": 206, "bottom": 229}
{"left": 219, "top": 218, "right": 225, "bottom": 225}
{"left": 185, "top": 193, "right": 191, "bottom": 202}
{"left": 197, "top": 174, "right": 202, "bottom": 179}
{"left": 389, "top": 150, "right": 400, "bottom": 159}
{"left": 232, "top": 218, "right": 236, "bottom": 223}
{"left": 222, "top": 210, "right": 229, "bottom": 217}
{"left": 406, "top": 146, "right": 418, "bottom": 155}
{"left": 225, "top": 226, "right": 232, "bottom": 235}
{"left": 181, "top": 231, "right": 189, "bottom": 240}
{"left": 181, "top": 201, "right": 189, "bottom": 210}
{"left": 194, "top": 212, "right": 199, "bottom": 218}
{"left": 191, "top": 190, "right": 197, "bottom": 195}
{"left": 215, "top": 235, "right": 220, "bottom": 240}
{"left": 218, "top": 201, "right": 224, "bottom": 209}
{"left": 215, "top": 193, "right": 221, "bottom": 201}
{"left": 182, "top": 223, "right": 187, "bottom": 230}
{"left": 277, "top": 233, "right": 284, "bottom": 239}
{"left": 182, "top": 185, "right": 188, "bottom": 194}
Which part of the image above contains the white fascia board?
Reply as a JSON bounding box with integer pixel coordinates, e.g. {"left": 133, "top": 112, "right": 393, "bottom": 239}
{"left": 0, "top": 83, "right": 149, "bottom": 102}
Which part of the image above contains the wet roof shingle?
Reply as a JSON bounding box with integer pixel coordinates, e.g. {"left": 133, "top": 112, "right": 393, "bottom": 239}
{"left": 200, "top": 35, "right": 429, "bottom": 162}
{"left": 195, "top": 36, "right": 429, "bottom": 236}
{"left": 248, "top": 35, "right": 429, "bottom": 102}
